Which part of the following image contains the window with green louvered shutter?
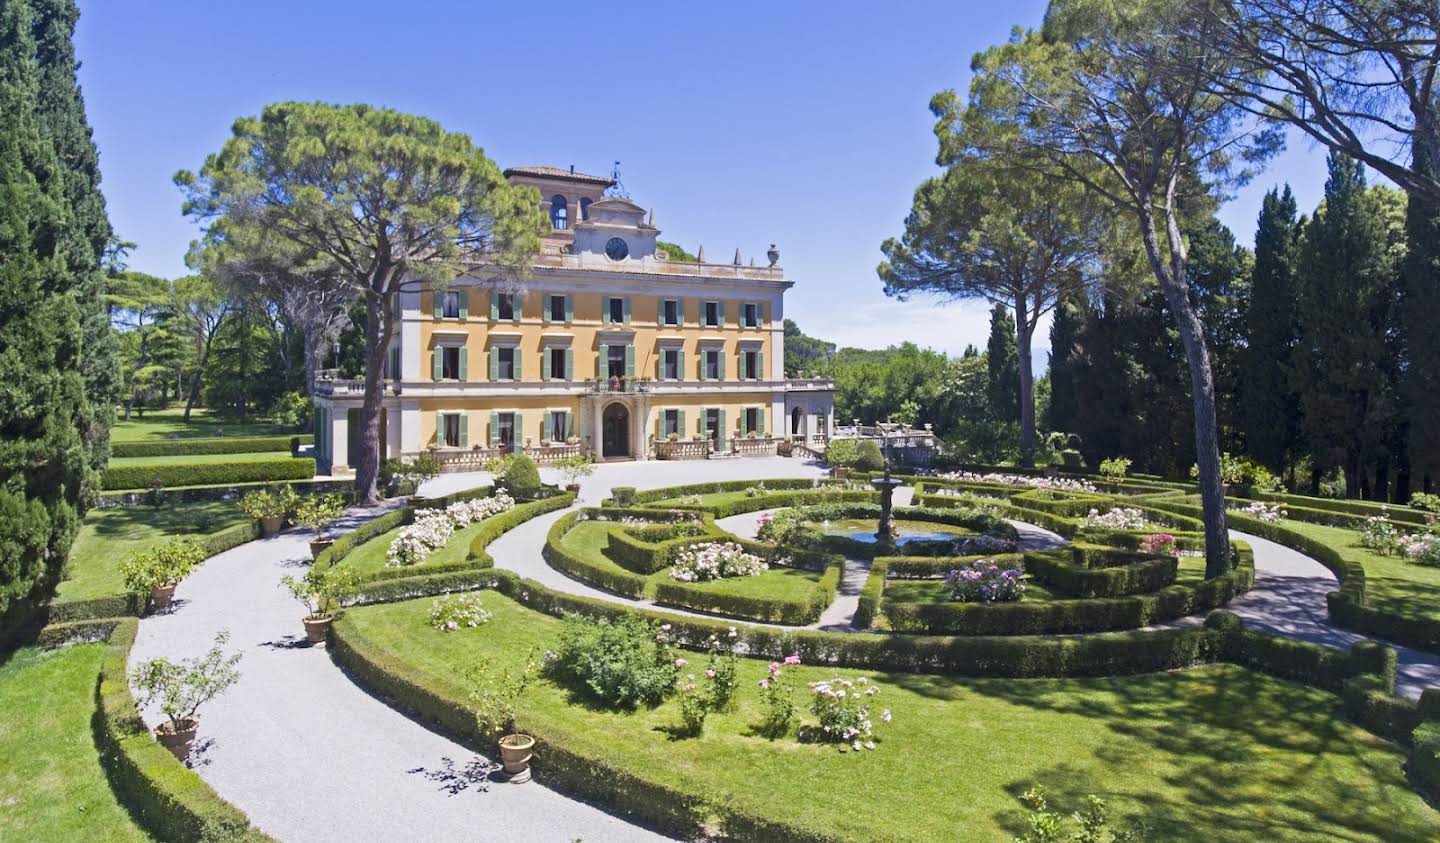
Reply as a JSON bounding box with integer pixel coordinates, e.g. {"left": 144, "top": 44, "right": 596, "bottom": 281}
{"left": 514, "top": 348, "right": 523, "bottom": 381}
{"left": 677, "top": 349, "right": 686, "bottom": 381}
{"left": 459, "top": 291, "right": 469, "bottom": 320}
{"left": 565, "top": 294, "right": 573, "bottom": 323}
{"left": 597, "top": 343, "right": 607, "bottom": 379}
{"left": 622, "top": 297, "right": 631, "bottom": 324}
{"left": 511, "top": 293, "right": 521, "bottom": 322}
{"left": 716, "top": 409, "right": 727, "bottom": 451}
{"left": 489, "top": 348, "right": 498, "bottom": 381}
{"left": 488, "top": 411, "right": 499, "bottom": 447}
{"left": 655, "top": 354, "right": 662, "bottom": 380}
{"left": 459, "top": 414, "right": 469, "bottom": 448}
{"left": 678, "top": 299, "right": 686, "bottom": 325}
{"left": 432, "top": 291, "right": 443, "bottom": 320}
{"left": 459, "top": 348, "right": 468, "bottom": 381}
{"left": 677, "top": 409, "right": 686, "bottom": 438}
{"left": 718, "top": 352, "right": 726, "bottom": 380}
{"left": 718, "top": 301, "right": 726, "bottom": 327}
{"left": 758, "top": 407, "right": 766, "bottom": 436}
{"left": 542, "top": 348, "right": 551, "bottom": 380}
{"left": 542, "top": 293, "right": 550, "bottom": 324}
{"left": 565, "top": 348, "right": 574, "bottom": 380}
{"left": 432, "top": 350, "right": 442, "bottom": 381}
{"left": 624, "top": 345, "right": 634, "bottom": 378}
{"left": 489, "top": 292, "right": 499, "bottom": 321}
{"left": 434, "top": 411, "right": 443, "bottom": 446}
{"left": 564, "top": 410, "right": 575, "bottom": 439}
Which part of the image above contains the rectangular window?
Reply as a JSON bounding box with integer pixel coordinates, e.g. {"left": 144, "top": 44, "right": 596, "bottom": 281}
{"left": 705, "top": 408, "right": 720, "bottom": 442}
{"left": 662, "top": 348, "right": 679, "bottom": 380}
{"left": 442, "top": 413, "right": 461, "bottom": 448}
{"left": 497, "top": 347, "right": 516, "bottom": 380}
{"left": 704, "top": 349, "right": 721, "bottom": 380}
{"left": 497, "top": 294, "right": 515, "bottom": 321}
{"left": 386, "top": 345, "right": 401, "bottom": 380}
{"left": 549, "top": 411, "right": 567, "bottom": 442}
{"left": 663, "top": 409, "right": 680, "bottom": 438}
{"left": 442, "top": 291, "right": 461, "bottom": 319}
{"left": 743, "top": 302, "right": 759, "bottom": 328}
{"left": 549, "top": 295, "right": 566, "bottom": 322}
{"left": 607, "top": 345, "right": 627, "bottom": 378}
{"left": 662, "top": 299, "right": 679, "bottom": 326}
{"left": 745, "top": 407, "right": 760, "bottom": 435}
{"left": 703, "top": 301, "right": 720, "bottom": 327}
{"left": 608, "top": 297, "right": 625, "bottom": 324}
{"left": 549, "top": 347, "right": 567, "bottom": 380}
{"left": 441, "top": 346, "right": 461, "bottom": 380}
{"left": 497, "top": 412, "right": 515, "bottom": 448}
{"left": 743, "top": 350, "right": 759, "bottom": 379}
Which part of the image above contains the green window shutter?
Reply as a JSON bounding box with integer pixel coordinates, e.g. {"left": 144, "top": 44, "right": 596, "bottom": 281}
{"left": 459, "top": 290, "right": 469, "bottom": 320}
{"left": 622, "top": 297, "right": 631, "bottom": 324}
{"left": 677, "top": 349, "right": 686, "bottom": 381}
{"left": 564, "top": 410, "right": 574, "bottom": 438}
{"left": 542, "top": 293, "right": 550, "bottom": 324}
{"left": 597, "top": 343, "right": 607, "bottom": 379}
{"left": 718, "top": 352, "right": 726, "bottom": 380}
{"left": 432, "top": 349, "right": 442, "bottom": 381}
{"left": 565, "top": 294, "right": 573, "bottom": 323}
{"left": 565, "top": 348, "right": 574, "bottom": 381}
{"left": 654, "top": 414, "right": 662, "bottom": 440}
{"left": 655, "top": 354, "right": 662, "bottom": 380}
{"left": 459, "top": 348, "right": 468, "bottom": 381}
{"left": 718, "top": 301, "right": 726, "bottom": 327}
{"left": 432, "top": 290, "right": 443, "bottom": 320}
{"left": 697, "top": 412, "right": 705, "bottom": 436}
{"left": 758, "top": 302, "right": 767, "bottom": 325}
{"left": 678, "top": 410, "right": 686, "bottom": 437}
{"left": 488, "top": 347, "right": 498, "bottom": 381}
{"left": 436, "top": 411, "right": 445, "bottom": 446}
{"left": 459, "top": 414, "right": 469, "bottom": 448}
{"left": 716, "top": 409, "right": 727, "bottom": 450}
{"left": 678, "top": 299, "right": 685, "bottom": 324}
{"left": 514, "top": 348, "right": 523, "bottom": 381}
{"left": 490, "top": 292, "right": 499, "bottom": 321}
{"left": 488, "top": 411, "right": 499, "bottom": 447}
{"left": 542, "top": 348, "right": 551, "bottom": 380}
{"left": 758, "top": 407, "right": 766, "bottom": 435}
{"left": 511, "top": 293, "right": 521, "bottom": 322}
{"left": 624, "top": 345, "right": 634, "bottom": 378}
{"left": 755, "top": 351, "right": 765, "bottom": 380}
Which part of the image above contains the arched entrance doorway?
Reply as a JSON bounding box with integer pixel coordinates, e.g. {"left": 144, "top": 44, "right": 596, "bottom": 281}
{"left": 602, "top": 403, "right": 630, "bottom": 458}
{"left": 791, "top": 406, "right": 804, "bottom": 437}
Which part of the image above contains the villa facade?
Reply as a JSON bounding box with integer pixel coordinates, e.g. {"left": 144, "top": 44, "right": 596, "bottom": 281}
{"left": 312, "top": 165, "right": 835, "bottom": 474}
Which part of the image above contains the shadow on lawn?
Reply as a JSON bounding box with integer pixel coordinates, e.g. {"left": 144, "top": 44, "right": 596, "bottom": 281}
{"left": 903, "top": 666, "right": 1437, "bottom": 842}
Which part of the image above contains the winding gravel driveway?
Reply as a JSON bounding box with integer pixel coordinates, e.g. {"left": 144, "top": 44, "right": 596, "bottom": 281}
{"left": 130, "top": 459, "right": 1440, "bottom": 842}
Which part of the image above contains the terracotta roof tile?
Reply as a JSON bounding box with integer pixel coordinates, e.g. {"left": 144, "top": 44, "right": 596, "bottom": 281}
{"left": 503, "top": 165, "right": 614, "bottom": 186}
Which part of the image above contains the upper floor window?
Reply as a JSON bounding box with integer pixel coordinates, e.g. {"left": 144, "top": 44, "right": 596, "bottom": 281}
{"left": 662, "top": 299, "right": 680, "bottom": 326}
{"left": 703, "top": 349, "right": 722, "bottom": 380}
{"left": 496, "top": 347, "right": 516, "bottom": 380}
{"left": 497, "top": 293, "right": 515, "bottom": 321}
{"left": 549, "top": 295, "right": 567, "bottom": 322}
{"left": 662, "top": 348, "right": 680, "bottom": 380}
{"left": 703, "top": 301, "right": 720, "bottom": 327}
{"left": 549, "top": 347, "right": 567, "bottom": 381}
{"left": 441, "top": 346, "right": 462, "bottom": 380}
{"left": 442, "top": 290, "right": 461, "bottom": 319}
{"left": 607, "top": 345, "right": 627, "bottom": 378}
{"left": 579, "top": 197, "right": 592, "bottom": 221}
{"left": 743, "top": 350, "right": 761, "bottom": 379}
{"left": 550, "top": 195, "right": 568, "bottom": 230}
{"left": 607, "top": 297, "right": 626, "bottom": 324}
{"left": 743, "top": 302, "right": 760, "bottom": 328}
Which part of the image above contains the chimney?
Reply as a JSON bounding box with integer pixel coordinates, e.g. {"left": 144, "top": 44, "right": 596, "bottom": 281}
{"left": 569, "top": 164, "right": 575, "bottom": 174}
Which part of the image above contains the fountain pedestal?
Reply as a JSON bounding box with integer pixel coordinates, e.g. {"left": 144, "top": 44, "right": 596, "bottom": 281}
{"left": 871, "top": 470, "right": 903, "bottom": 542}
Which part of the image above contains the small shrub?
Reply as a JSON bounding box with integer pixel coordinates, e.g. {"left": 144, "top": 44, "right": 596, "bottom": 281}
{"left": 238, "top": 485, "right": 298, "bottom": 521}
{"left": 428, "top": 593, "right": 493, "bottom": 631}
{"left": 675, "top": 674, "right": 709, "bottom": 736}
{"left": 669, "top": 542, "right": 769, "bottom": 582}
{"left": 1359, "top": 511, "right": 1403, "bottom": 556}
{"left": 611, "top": 486, "right": 637, "bottom": 505}
{"left": 854, "top": 440, "right": 885, "bottom": 472}
{"left": 547, "top": 614, "right": 677, "bottom": 709}
{"left": 1015, "top": 787, "right": 1146, "bottom": 843}
{"left": 555, "top": 452, "right": 595, "bottom": 487}
{"left": 1410, "top": 492, "right": 1440, "bottom": 513}
{"left": 468, "top": 652, "right": 537, "bottom": 737}
{"left": 501, "top": 454, "right": 543, "bottom": 494}
{"left": 1400, "top": 533, "right": 1440, "bottom": 566}
{"left": 293, "top": 493, "right": 346, "bottom": 537}
{"left": 757, "top": 655, "right": 801, "bottom": 739}
{"left": 1098, "top": 457, "right": 1132, "bottom": 482}
{"left": 944, "top": 559, "right": 1026, "bottom": 603}
{"left": 704, "top": 628, "right": 741, "bottom": 711}
{"left": 1138, "top": 533, "right": 1178, "bottom": 556}
{"left": 120, "top": 537, "right": 207, "bottom": 593}
{"left": 271, "top": 390, "right": 313, "bottom": 429}
{"left": 825, "top": 438, "right": 860, "bottom": 467}
{"left": 801, "top": 676, "right": 889, "bottom": 751}
{"left": 1081, "top": 508, "right": 1148, "bottom": 531}
{"left": 129, "top": 630, "right": 242, "bottom": 732}
{"left": 280, "top": 565, "right": 359, "bottom": 617}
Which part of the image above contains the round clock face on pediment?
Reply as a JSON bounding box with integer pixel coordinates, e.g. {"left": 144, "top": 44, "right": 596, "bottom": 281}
{"left": 605, "top": 237, "right": 630, "bottom": 261}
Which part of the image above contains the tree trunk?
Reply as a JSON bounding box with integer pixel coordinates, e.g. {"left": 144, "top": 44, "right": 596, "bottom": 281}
{"left": 354, "top": 287, "right": 396, "bottom": 505}
{"left": 302, "top": 326, "right": 325, "bottom": 397}
{"left": 1014, "top": 294, "right": 1035, "bottom": 467}
{"left": 1137, "top": 202, "right": 1230, "bottom": 577}
{"left": 182, "top": 333, "right": 217, "bottom": 421}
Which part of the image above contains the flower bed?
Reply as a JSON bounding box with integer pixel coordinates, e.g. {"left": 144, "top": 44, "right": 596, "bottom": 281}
{"left": 387, "top": 490, "right": 515, "bottom": 567}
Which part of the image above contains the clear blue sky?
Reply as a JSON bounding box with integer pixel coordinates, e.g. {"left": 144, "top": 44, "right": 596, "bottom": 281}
{"left": 75, "top": 0, "right": 1331, "bottom": 366}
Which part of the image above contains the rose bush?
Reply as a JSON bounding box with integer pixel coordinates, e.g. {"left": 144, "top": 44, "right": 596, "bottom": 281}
{"left": 669, "top": 542, "right": 769, "bottom": 582}
{"left": 944, "top": 559, "right": 1026, "bottom": 603}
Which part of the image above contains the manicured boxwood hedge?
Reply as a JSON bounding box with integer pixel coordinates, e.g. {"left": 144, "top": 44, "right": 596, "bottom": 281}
{"left": 879, "top": 553, "right": 1023, "bottom": 579}
{"left": 110, "top": 434, "right": 310, "bottom": 459}
{"left": 653, "top": 561, "right": 843, "bottom": 625}
{"left": 1024, "top": 547, "right": 1177, "bottom": 599}
{"left": 544, "top": 512, "right": 650, "bottom": 599}
{"left": 698, "top": 489, "right": 879, "bottom": 519}
{"left": 95, "top": 618, "right": 273, "bottom": 842}
{"left": 605, "top": 524, "right": 725, "bottom": 574}
{"left": 102, "top": 457, "right": 316, "bottom": 491}
{"left": 624, "top": 477, "right": 820, "bottom": 505}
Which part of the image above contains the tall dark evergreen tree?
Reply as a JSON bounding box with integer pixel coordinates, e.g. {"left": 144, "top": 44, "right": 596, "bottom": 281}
{"left": 1292, "top": 153, "right": 1405, "bottom": 499}
{"left": 1186, "top": 218, "right": 1250, "bottom": 453}
{"left": 1404, "top": 143, "right": 1440, "bottom": 493}
{"left": 1046, "top": 287, "right": 1082, "bottom": 434}
{"left": 1242, "top": 186, "right": 1301, "bottom": 473}
{"left": 985, "top": 303, "right": 1020, "bottom": 424}
{"left": 0, "top": 0, "right": 106, "bottom": 633}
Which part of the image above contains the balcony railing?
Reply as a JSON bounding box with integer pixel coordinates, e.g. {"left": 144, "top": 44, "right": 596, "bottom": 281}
{"left": 314, "top": 375, "right": 834, "bottom": 399}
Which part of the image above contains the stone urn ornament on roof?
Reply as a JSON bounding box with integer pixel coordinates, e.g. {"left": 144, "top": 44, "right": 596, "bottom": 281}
{"left": 767, "top": 244, "right": 780, "bottom": 266}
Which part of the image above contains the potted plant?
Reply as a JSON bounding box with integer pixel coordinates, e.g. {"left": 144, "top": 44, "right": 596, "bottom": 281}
{"left": 120, "top": 537, "right": 206, "bottom": 613}
{"left": 280, "top": 566, "right": 360, "bottom": 645}
{"left": 468, "top": 652, "right": 539, "bottom": 782}
{"left": 555, "top": 452, "right": 594, "bottom": 494}
{"left": 294, "top": 493, "right": 347, "bottom": 558}
{"left": 129, "top": 630, "right": 242, "bottom": 761}
{"left": 240, "top": 486, "right": 297, "bottom": 537}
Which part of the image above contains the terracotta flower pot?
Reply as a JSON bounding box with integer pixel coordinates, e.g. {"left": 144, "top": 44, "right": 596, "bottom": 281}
{"left": 156, "top": 718, "right": 199, "bottom": 762}
{"left": 499, "top": 733, "right": 535, "bottom": 782}
{"left": 302, "top": 614, "right": 333, "bottom": 645}
{"left": 149, "top": 583, "right": 177, "bottom": 612}
{"left": 259, "top": 515, "right": 284, "bottom": 537}
{"left": 309, "top": 539, "right": 334, "bottom": 559}
{"left": 565, "top": 484, "right": 581, "bottom": 494}
{"left": 832, "top": 467, "right": 849, "bottom": 479}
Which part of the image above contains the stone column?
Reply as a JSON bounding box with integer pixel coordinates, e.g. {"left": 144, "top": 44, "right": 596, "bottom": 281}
{"left": 330, "top": 407, "right": 350, "bottom": 475}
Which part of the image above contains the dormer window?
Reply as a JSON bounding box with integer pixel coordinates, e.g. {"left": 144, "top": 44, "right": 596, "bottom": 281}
{"left": 550, "top": 195, "right": 568, "bottom": 230}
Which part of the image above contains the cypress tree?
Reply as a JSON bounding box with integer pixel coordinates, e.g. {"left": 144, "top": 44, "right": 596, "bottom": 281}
{"left": 985, "top": 303, "right": 1020, "bottom": 424}
{"left": 1404, "top": 144, "right": 1440, "bottom": 492}
{"left": 0, "top": 0, "right": 96, "bottom": 631}
{"left": 1046, "top": 287, "right": 1082, "bottom": 434}
{"left": 1242, "top": 186, "right": 1301, "bottom": 474}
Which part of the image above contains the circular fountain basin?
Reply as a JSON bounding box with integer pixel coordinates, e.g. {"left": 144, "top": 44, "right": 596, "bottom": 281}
{"left": 819, "top": 519, "right": 974, "bottom": 545}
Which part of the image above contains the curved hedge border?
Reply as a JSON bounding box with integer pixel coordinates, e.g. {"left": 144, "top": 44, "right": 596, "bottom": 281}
{"left": 620, "top": 477, "right": 820, "bottom": 505}
{"left": 111, "top": 434, "right": 310, "bottom": 459}
{"left": 653, "top": 561, "right": 843, "bottom": 625}
{"left": 605, "top": 523, "right": 725, "bottom": 575}
{"left": 95, "top": 618, "right": 273, "bottom": 841}
{"left": 102, "top": 457, "right": 316, "bottom": 492}
{"left": 1024, "top": 547, "right": 1178, "bottom": 599}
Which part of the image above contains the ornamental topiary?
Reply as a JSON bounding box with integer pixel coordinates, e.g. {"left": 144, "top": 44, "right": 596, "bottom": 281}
{"left": 854, "top": 440, "right": 885, "bottom": 472}
{"left": 500, "top": 453, "right": 542, "bottom": 494}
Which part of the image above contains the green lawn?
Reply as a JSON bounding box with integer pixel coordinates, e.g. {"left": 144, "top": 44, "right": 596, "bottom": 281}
{"left": 883, "top": 577, "right": 1070, "bottom": 604}
{"left": 110, "top": 407, "right": 291, "bottom": 442}
{"left": 0, "top": 645, "right": 151, "bottom": 841}
{"left": 107, "top": 451, "right": 297, "bottom": 467}
{"left": 58, "top": 501, "right": 249, "bottom": 602}
{"left": 1279, "top": 519, "right": 1440, "bottom": 623}
{"left": 644, "top": 490, "right": 753, "bottom": 508}
{"left": 338, "top": 519, "right": 495, "bottom": 576}
{"left": 559, "top": 520, "right": 825, "bottom": 605}
{"left": 343, "top": 592, "right": 1438, "bottom": 841}
{"left": 821, "top": 518, "right": 975, "bottom": 540}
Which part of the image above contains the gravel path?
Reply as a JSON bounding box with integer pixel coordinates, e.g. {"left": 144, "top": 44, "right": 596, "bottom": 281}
{"left": 131, "top": 460, "right": 1440, "bottom": 842}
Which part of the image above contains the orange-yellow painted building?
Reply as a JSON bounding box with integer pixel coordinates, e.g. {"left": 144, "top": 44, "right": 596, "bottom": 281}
{"left": 313, "top": 166, "right": 834, "bottom": 472}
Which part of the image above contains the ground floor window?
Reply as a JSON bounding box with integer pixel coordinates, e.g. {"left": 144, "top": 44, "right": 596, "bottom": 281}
{"left": 744, "top": 407, "right": 762, "bottom": 436}
{"left": 442, "top": 413, "right": 462, "bottom": 448}
{"left": 705, "top": 408, "right": 721, "bottom": 442}
{"left": 663, "top": 409, "right": 680, "bottom": 438}
{"left": 549, "top": 410, "right": 567, "bottom": 442}
{"left": 496, "top": 412, "right": 515, "bottom": 448}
